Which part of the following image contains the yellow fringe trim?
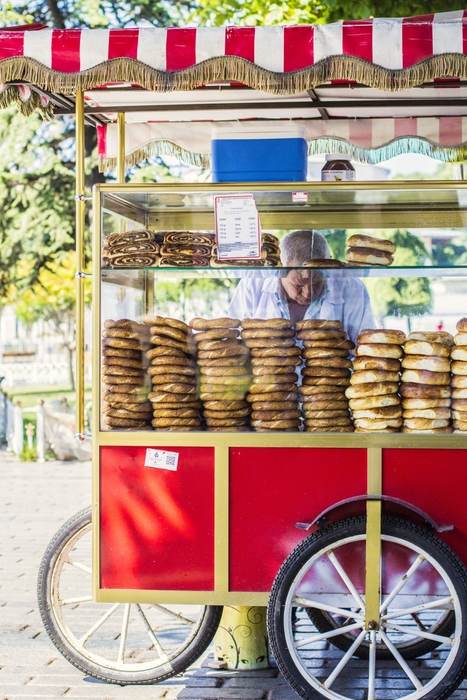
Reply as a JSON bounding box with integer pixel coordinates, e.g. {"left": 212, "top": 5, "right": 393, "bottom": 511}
{"left": 1, "top": 53, "right": 467, "bottom": 99}
{"left": 99, "top": 140, "right": 210, "bottom": 172}
{"left": 99, "top": 135, "right": 467, "bottom": 172}
{"left": 0, "top": 85, "right": 54, "bottom": 118}
{"left": 308, "top": 137, "right": 467, "bottom": 164}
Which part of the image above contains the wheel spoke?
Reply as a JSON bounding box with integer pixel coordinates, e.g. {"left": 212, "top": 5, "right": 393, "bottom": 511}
{"left": 294, "top": 596, "right": 364, "bottom": 620}
{"left": 151, "top": 604, "right": 196, "bottom": 626}
{"left": 385, "top": 621, "right": 454, "bottom": 645}
{"left": 117, "top": 604, "right": 131, "bottom": 664}
{"left": 135, "top": 604, "right": 168, "bottom": 661}
{"left": 65, "top": 557, "right": 92, "bottom": 575}
{"left": 380, "top": 554, "right": 425, "bottom": 614}
{"left": 379, "top": 629, "right": 423, "bottom": 689}
{"left": 78, "top": 603, "right": 121, "bottom": 645}
{"left": 324, "top": 629, "right": 367, "bottom": 689}
{"left": 60, "top": 595, "right": 93, "bottom": 606}
{"left": 382, "top": 596, "right": 453, "bottom": 621}
{"left": 327, "top": 550, "right": 365, "bottom": 609}
{"left": 295, "top": 621, "right": 363, "bottom": 649}
{"left": 367, "top": 630, "right": 376, "bottom": 700}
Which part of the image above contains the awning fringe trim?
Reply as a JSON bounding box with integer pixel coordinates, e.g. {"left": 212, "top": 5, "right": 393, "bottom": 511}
{"left": 100, "top": 135, "right": 467, "bottom": 172}
{"left": 2, "top": 53, "right": 467, "bottom": 100}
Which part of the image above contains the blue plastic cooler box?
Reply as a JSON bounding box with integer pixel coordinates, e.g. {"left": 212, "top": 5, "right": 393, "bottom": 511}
{"left": 211, "top": 124, "right": 308, "bottom": 182}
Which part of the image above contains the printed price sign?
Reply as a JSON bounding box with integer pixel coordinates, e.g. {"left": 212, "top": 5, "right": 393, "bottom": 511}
{"left": 214, "top": 194, "right": 261, "bottom": 260}
{"left": 145, "top": 449, "right": 179, "bottom": 471}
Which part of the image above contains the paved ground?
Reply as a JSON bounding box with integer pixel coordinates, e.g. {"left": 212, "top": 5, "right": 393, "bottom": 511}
{"left": 0, "top": 450, "right": 297, "bottom": 700}
{"left": 2, "top": 449, "right": 467, "bottom": 700}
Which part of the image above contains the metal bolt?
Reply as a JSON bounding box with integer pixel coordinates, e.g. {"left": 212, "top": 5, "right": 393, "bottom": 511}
{"left": 367, "top": 620, "right": 377, "bottom": 630}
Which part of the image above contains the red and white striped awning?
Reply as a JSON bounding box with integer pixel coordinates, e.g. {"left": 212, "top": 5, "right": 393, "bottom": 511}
{"left": 1, "top": 12, "right": 467, "bottom": 87}
{"left": 2, "top": 11, "right": 467, "bottom": 165}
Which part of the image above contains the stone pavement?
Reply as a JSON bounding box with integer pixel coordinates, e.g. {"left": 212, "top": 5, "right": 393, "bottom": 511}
{"left": 0, "top": 450, "right": 297, "bottom": 700}
{"left": 3, "top": 450, "right": 467, "bottom": 700}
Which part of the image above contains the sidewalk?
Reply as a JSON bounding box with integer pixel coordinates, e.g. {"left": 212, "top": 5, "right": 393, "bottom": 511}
{"left": 3, "top": 451, "right": 467, "bottom": 700}
{"left": 0, "top": 451, "right": 297, "bottom": 700}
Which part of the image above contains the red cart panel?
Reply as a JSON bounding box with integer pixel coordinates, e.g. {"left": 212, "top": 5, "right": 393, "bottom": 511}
{"left": 100, "top": 446, "right": 215, "bottom": 590}
{"left": 228, "top": 447, "right": 367, "bottom": 592}
{"left": 383, "top": 449, "right": 467, "bottom": 566}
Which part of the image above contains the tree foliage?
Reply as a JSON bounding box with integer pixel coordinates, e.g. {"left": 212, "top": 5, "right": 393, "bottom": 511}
{"left": 365, "top": 229, "right": 432, "bottom": 327}
{"left": 191, "top": 0, "right": 467, "bottom": 26}
{"left": 14, "top": 254, "right": 91, "bottom": 389}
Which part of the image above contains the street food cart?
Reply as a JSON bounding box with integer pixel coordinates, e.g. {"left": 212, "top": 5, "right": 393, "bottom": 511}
{"left": 4, "top": 11, "right": 467, "bottom": 700}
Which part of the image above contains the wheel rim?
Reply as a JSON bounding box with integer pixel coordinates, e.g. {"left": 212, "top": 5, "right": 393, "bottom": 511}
{"left": 49, "top": 519, "right": 211, "bottom": 675}
{"left": 282, "top": 533, "right": 463, "bottom": 700}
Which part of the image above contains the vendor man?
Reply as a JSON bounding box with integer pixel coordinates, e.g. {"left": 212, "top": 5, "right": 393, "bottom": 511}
{"left": 228, "top": 230, "right": 375, "bottom": 344}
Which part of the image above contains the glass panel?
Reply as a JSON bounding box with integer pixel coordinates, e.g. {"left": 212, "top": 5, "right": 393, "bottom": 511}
{"left": 98, "top": 183, "right": 467, "bottom": 435}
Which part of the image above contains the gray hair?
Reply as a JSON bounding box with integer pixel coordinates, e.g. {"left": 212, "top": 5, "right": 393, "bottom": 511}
{"left": 279, "top": 230, "right": 330, "bottom": 266}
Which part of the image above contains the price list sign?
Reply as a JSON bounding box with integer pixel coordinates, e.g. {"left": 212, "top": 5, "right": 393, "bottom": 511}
{"left": 214, "top": 194, "right": 261, "bottom": 260}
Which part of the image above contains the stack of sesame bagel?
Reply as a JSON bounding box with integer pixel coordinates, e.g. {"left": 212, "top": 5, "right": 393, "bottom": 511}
{"left": 146, "top": 317, "right": 201, "bottom": 431}
{"left": 101, "top": 319, "right": 152, "bottom": 429}
{"left": 191, "top": 317, "right": 251, "bottom": 431}
{"left": 451, "top": 318, "right": 467, "bottom": 432}
{"left": 242, "top": 318, "right": 301, "bottom": 432}
{"left": 347, "top": 329, "right": 405, "bottom": 432}
{"left": 400, "top": 330, "right": 453, "bottom": 433}
{"left": 298, "top": 319, "right": 354, "bottom": 432}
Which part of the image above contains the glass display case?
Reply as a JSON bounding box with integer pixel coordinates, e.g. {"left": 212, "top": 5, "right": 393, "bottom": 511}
{"left": 93, "top": 181, "right": 467, "bottom": 439}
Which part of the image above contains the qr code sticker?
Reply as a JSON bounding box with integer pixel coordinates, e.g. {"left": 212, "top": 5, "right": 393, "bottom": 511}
{"left": 145, "top": 449, "right": 179, "bottom": 471}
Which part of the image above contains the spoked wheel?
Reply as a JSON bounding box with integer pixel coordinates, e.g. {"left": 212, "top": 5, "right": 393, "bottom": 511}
{"left": 307, "top": 606, "right": 455, "bottom": 660}
{"left": 37, "top": 507, "right": 223, "bottom": 685}
{"left": 268, "top": 516, "right": 467, "bottom": 700}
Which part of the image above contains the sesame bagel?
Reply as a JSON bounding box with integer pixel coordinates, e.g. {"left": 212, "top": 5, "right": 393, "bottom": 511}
{"left": 401, "top": 370, "right": 451, "bottom": 385}
{"left": 355, "top": 344, "right": 403, "bottom": 359}
{"left": 241, "top": 318, "right": 293, "bottom": 330}
{"left": 401, "top": 355, "right": 451, "bottom": 372}
{"left": 404, "top": 340, "right": 450, "bottom": 357}
{"left": 295, "top": 319, "right": 342, "bottom": 331}
{"left": 350, "top": 370, "right": 399, "bottom": 385}
{"left": 400, "top": 384, "right": 451, "bottom": 399}
{"left": 190, "top": 317, "right": 240, "bottom": 330}
{"left": 357, "top": 329, "right": 406, "bottom": 345}
{"left": 345, "top": 382, "right": 399, "bottom": 399}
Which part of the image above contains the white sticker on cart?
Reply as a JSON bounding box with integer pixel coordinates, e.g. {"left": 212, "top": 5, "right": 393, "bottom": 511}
{"left": 144, "top": 449, "right": 179, "bottom": 471}
{"left": 292, "top": 191, "right": 308, "bottom": 203}
{"left": 214, "top": 194, "right": 261, "bottom": 260}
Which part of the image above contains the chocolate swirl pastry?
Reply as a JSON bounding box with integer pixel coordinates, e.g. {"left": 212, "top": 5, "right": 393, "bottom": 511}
{"left": 160, "top": 244, "right": 213, "bottom": 257}
{"left": 262, "top": 233, "right": 280, "bottom": 246}
{"left": 159, "top": 254, "right": 210, "bottom": 267}
{"left": 104, "top": 242, "right": 159, "bottom": 257}
{"left": 107, "top": 253, "right": 160, "bottom": 267}
{"left": 163, "top": 231, "right": 215, "bottom": 246}
{"left": 106, "top": 229, "right": 156, "bottom": 245}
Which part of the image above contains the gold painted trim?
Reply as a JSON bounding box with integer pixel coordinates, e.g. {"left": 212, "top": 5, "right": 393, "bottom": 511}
{"left": 117, "top": 113, "right": 125, "bottom": 184}
{"left": 214, "top": 446, "right": 230, "bottom": 593}
{"left": 92, "top": 185, "right": 103, "bottom": 601}
{"left": 365, "top": 499, "right": 382, "bottom": 629}
{"left": 95, "top": 430, "right": 467, "bottom": 450}
{"left": 365, "top": 448, "right": 382, "bottom": 627}
{"left": 367, "top": 447, "right": 382, "bottom": 496}
{"left": 96, "top": 589, "right": 269, "bottom": 606}
{"left": 93, "top": 180, "right": 467, "bottom": 194}
{"left": 75, "top": 91, "right": 86, "bottom": 435}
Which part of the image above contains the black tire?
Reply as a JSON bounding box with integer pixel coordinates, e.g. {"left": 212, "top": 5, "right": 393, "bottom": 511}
{"left": 307, "top": 607, "right": 455, "bottom": 660}
{"left": 268, "top": 516, "right": 467, "bottom": 700}
{"left": 37, "top": 507, "right": 223, "bottom": 685}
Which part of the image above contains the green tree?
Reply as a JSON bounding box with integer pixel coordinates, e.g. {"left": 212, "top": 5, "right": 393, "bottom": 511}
{"left": 14, "top": 254, "right": 91, "bottom": 390}
{"left": 191, "top": 0, "right": 467, "bottom": 26}
{"left": 365, "top": 229, "right": 432, "bottom": 330}
{"left": 3, "top": 0, "right": 193, "bottom": 29}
